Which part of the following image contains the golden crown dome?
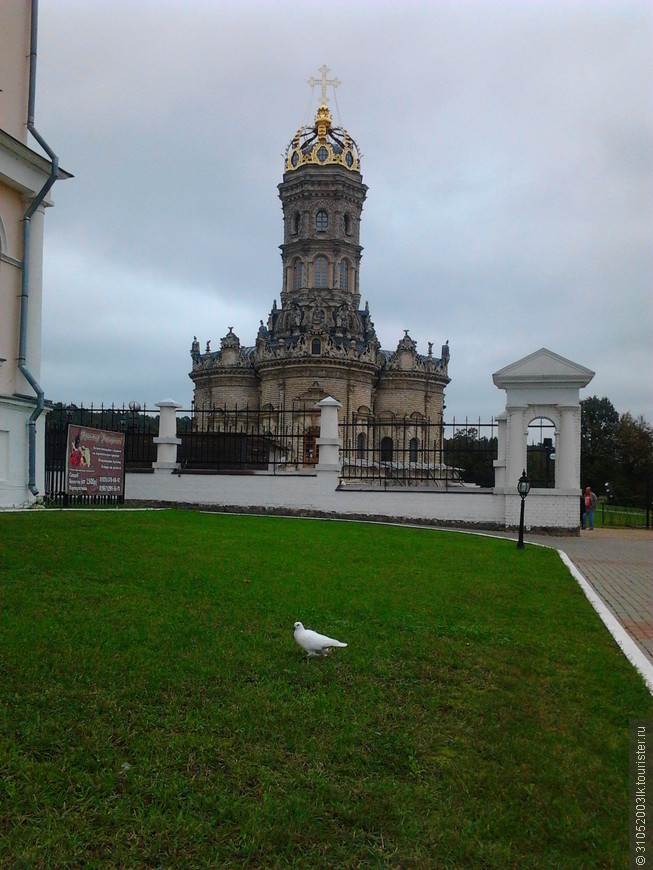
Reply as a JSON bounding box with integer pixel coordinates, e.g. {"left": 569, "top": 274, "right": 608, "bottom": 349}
{"left": 284, "top": 103, "right": 361, "bottom": 173}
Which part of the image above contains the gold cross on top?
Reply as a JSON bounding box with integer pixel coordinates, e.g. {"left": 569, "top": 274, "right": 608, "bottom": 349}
{"left": 307, "top": 64, "right": 340, "bottom": 104}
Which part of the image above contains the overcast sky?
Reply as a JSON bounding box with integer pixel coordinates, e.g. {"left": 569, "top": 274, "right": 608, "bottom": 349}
{"left": 35, "top": 0, "right": 652, "bottom": 423}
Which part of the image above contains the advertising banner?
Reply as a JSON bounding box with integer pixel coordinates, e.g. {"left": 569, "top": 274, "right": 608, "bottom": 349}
{"left": 65, "top": 426, "right": 125, "bottom": 497}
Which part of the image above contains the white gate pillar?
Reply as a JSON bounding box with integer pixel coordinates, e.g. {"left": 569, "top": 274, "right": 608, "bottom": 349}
{"left": 492, "top": 348, "right": 594, "bottom": 530}
{"left": 493, "top": 349, "right": 594, "bottom": 493}
{"left": 316, "top": 396, "right": 342, "bottom": 472}
{"left": 153, "top": 399, "right": 182, "bottom": 472}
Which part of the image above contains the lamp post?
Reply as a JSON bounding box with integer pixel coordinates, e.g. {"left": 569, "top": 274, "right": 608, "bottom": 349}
{"left": 517, "top": 468, "right": 530, "bottom": 549}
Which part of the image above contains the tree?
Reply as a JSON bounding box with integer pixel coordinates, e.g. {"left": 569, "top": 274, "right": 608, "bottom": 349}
{"left": 581, "top": 397, "right": 653, "bottom": 508}
{"left": 443, "top": 427, "right": 497, "bottom": 487}
{"left": 580, "top": 396, "right": 619, "bottom": 494}
{"left": 611, "top": 413, "right": 653, "bottom": 506}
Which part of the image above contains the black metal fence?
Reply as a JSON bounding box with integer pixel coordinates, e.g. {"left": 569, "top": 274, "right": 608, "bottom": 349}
{"left": 599, "top": 502, "right": 652, "bottom": 529}
{"left": 41, "top": 404, "right": 653, "bottom": 522}
{"left": 45, "top": 404, "right": 503, "bottom": 500}
{"left": 340, "top": 416, "right": 498, "bottom": 487}
{"left": 45, "top": 404, "right": 158, "bottom": 505}
{"left": 177, "top": 405, "right": 321, "bottom": 471}
{"left": 44, "top": 403, "right": 325, "bottom": 503}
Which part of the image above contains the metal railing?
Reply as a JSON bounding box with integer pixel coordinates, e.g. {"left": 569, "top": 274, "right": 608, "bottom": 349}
{"left": 340, "top": 416, "right": 498, "bottom": 488}
{"left": 177, "top": 405, "right": 320, "bottom": 472}
{"left": 46, "top": 405, "right": 503, "bottom": 500}
{"left": 44, "top": 403, "right": 158, "bottom": 505}
{"left": 45, "top": 403, "right": 327, "bottom": 503}
{"left": 599, "top": 502, "right": 652, "bottom": 529}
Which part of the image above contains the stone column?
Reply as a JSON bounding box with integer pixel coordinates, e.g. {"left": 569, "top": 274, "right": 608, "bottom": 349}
{"left": 557, "top": 405, "right": 581, "bottom": 491}
{"left": 493, "top": 412, "right": 507, "bottom": 491}
{"left": 506, "top": 405, "right": 528, "bottom": 490}
{"left": 153, "top": 399, "right": 182, "bottom": 472}
{"left": 316, "top": 396, "right": 342, "bottom": 472}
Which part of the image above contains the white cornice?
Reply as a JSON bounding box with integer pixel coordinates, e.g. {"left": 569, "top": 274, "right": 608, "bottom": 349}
{"left": 0, "top": 129, "right": 72, "bottom": 197}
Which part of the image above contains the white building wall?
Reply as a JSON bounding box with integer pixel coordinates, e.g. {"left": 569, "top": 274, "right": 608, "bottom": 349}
{"left": 0, "top": 397, "right": 47, "bottom": 508}
{"left": 0, "top": 1, "right": 31, "bottom": 144}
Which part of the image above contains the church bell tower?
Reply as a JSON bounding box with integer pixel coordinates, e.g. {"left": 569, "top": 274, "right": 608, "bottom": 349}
{"left": 253, "top": 66, "right": 381, "bottom": 412}
{"left": 278, "top": 91, "right": 367, "bottom": 312}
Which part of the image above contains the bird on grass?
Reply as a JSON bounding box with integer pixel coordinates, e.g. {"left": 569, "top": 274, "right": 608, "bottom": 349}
{"left": 293, "top": 621, "right": 348, "bottom": 658}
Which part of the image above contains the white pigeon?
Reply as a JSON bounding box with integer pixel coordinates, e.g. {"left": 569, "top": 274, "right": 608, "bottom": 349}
{"left": 293, "top": 621, "right": 348, "bottom": 657}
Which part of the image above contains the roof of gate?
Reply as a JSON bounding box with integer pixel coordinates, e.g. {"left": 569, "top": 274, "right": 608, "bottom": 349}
{"left": 492, "top": 348, "right": 595, "bottom": 390}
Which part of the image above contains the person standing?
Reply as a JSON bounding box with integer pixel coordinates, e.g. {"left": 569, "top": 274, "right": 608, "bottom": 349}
{"left": 582, "top": 486, "right": 598, "bottom": 530}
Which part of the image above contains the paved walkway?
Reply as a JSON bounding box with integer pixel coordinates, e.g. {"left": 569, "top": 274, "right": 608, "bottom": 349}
{"left": 522, "top": 528, "right": 653, "bottom": 666}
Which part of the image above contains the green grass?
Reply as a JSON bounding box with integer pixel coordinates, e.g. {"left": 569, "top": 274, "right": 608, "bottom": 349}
{"left": 0, "top": 510, "right": 650, "bottom": 868}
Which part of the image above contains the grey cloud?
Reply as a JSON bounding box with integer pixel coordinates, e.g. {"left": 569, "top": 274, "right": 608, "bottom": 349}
{"left": 36, "top": 0, "right": 652, "bottom": 422}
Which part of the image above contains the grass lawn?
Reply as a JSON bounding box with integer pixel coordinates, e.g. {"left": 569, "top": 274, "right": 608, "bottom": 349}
{"left": 0, "top": 510, "right": 650, "bottom": 868}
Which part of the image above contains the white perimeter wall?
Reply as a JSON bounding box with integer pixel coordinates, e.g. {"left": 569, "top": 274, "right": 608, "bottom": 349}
{"left": 125, "top": 470, "right": 580, "bottom": 532}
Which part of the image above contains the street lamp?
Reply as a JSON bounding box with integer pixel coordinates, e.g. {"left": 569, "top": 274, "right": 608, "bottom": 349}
{"left": 517, "top": 468, "right": 530, "bottom": 549}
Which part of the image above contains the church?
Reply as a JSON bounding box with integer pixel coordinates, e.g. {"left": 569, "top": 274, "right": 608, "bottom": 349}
{"left": 189, "top": 68, "right": 450, "bottom": 433}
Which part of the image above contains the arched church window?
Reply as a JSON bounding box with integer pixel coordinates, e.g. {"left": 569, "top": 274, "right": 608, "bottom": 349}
{"left": 292, "top": 212, "right": 300, "bottom": 234}
{"left": 409, "top": 437, "right": 419, "bottom": 463}
{"left": 339, "top": 259, "right": 349, "bottom": 291}
{"left": 292, "top": 258, "right": 303, "bottom": 290}
{"left": 311, "top": 338, "right": 321, "bottom": 355}
{"left": 316, "top": 210, "right": 328, "bottom": 231}
{"left": 357, "top": 432, "right": 366, "bottom": 459}
{"left": 380, "top": 436, "right": 393, "bottom": 463}
{"left": 314, "top": 256, "right": 328, "bottom": 288}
